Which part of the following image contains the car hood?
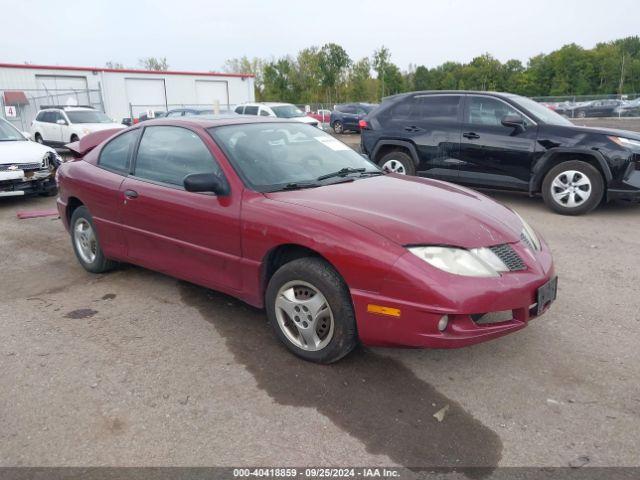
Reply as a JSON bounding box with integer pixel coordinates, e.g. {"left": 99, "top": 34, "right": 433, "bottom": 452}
{"left": 291, "top": 116, "right": 318, "bottom": 124}
{"left": 265, "top": 175, "right": 523, "bottom": 248}
{"left": 0, "top": 140, "right": 55, "bottom": 165}
{"left": 565, "top": 123, "right": 640, "bottom": 141}
{"left": 76, "top": 123, "right": 126, "bottom": 132}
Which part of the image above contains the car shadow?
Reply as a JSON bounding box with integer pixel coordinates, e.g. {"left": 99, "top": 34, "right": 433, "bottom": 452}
{"left": 179, "top": 282, "right": 502, "bottom": 473}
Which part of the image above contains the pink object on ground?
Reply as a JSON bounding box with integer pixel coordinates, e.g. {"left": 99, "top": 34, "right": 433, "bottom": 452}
{"left": 16, "top": 209, "right": 59, "bottom": 219}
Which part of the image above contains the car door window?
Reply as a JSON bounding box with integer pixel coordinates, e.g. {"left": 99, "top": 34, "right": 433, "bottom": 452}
{"left": 259, "top": 108, "right": 271, "bottom": 116}
{"left": 234, "top": 106, "right": 244, "bottom": 114}
{"left": 468, "top": 97, "right": 526, "bottom": 126}
{"left": 99, "top": 129, "right": 140, "bottom": 173}
{"left": 410, "top": 95, "right": 461, "bottom": 122}
{"left": 244, "top": 106, "right": 259, "bottom": 115}
{"left": 134, "top": 126, "right": 221, "bottom": 187}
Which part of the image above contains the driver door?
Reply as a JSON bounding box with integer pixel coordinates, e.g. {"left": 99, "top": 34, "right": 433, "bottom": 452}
{"left": 119, "top": 125, "right": 243, "bottom": 291}
{"left": 457, "top": 95, "right": 538, "bottom": 190}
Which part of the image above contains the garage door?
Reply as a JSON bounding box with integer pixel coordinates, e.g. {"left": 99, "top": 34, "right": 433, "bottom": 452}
{"left": 125, "top": 78, "right": 167, "bottom": 117}
{"left": 195, "top": 80, "right": 229, "bottom": 109}
{"left": 35, "top": 75, "right": 90, "bottom": 106}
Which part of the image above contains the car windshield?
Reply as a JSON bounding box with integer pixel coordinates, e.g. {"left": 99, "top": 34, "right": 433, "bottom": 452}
{"left": 209, "top": 122, "right": 380, "bottom": 191}
{"left": 511, "top": 96, "right": 574, "bottom": 126}
{"left": 0, "top": 119, "right": 25, "bottom": 141}
{"left": 66, "top": 110, "right": 113, "bottom": 124}
{"left": 270, "top": 105, "right": 305, "bottom": 118}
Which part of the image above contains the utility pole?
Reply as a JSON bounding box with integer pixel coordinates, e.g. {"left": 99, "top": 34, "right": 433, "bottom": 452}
{"left": 618, "top": 53, "right": 626, "bottom": 95}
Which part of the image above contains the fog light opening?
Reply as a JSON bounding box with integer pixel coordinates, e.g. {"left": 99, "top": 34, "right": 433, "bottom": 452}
{"left": 438, "top": 315, "right": 449, "bottom": 332}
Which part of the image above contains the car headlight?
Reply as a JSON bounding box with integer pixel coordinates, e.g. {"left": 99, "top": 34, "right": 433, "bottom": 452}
{"left": 408, "top": 246, "right": 509, "bottom": 277}
{"left": 609, "top": 136, "right": 640, "bottom": 150}
{"left": 513, "top": 211, "right": 541, "bottom": 251}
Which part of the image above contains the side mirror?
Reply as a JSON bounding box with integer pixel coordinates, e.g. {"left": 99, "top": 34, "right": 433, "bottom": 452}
{"left": 56, "top": 119, "right": 67, "bottom": 125}
{"left": 183, "top": 173, "right": 229, "bottom": 196}
{"left": 501, "top": 115, "right": 525, "bottom": 132}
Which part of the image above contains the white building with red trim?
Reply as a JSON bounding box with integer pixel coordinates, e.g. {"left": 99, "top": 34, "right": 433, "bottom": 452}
{"left": 0, "top": 62, "right": 255, "bottom": 128}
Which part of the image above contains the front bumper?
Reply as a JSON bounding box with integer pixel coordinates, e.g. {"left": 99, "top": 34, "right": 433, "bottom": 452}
{"left": 351, "top": 242, "right": 556, "bottom": 349}
{"left": 0, "top": 169, "right": 57, "bottom": 197}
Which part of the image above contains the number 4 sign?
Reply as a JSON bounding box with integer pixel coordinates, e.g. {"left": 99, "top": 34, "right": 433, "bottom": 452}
{"left": 4, "top": 106, "right": 17, "bottom": 118}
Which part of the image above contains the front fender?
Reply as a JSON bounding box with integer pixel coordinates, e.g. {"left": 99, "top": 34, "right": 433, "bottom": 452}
{"left": 529, "top": 148, "right": 612, "bottom": 193}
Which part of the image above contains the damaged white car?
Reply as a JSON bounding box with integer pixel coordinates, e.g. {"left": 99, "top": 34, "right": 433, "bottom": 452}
{"left": 1, "top": 117, "right": 61, "bottom": 197}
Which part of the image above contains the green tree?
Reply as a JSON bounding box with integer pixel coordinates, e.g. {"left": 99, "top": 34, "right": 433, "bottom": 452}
{"left": 318, "top": 43, "right": 351, "bottom": 104}
{"left": 222, "top": 56, "right": 264, "bottom": 98}
{"left": 372, "top": 46, "right": 391, "bottom": 98}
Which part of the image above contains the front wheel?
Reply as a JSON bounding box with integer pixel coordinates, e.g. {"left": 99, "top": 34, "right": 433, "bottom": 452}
{"left": 70, "top": 206, "right": 117, "bottom": 273}
{"left": 34, "top": 133, "right": 43, "bottom": 144}
{"left": 265, "top": 257, "right": 357, "bottom": 363}
{"left": 377, "top": 150, "right": 416, "bottom": 176}
{"left": 541, "top": 161, "right": 604, "bottom": 215}
{"left": 332, "top": 121, "right": 344, "bottom": 134}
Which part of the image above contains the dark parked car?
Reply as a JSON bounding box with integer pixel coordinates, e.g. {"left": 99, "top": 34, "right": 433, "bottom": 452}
{"left": 330, "top": 103, "right": 377, "bottom": 134}
{"left": 57, "top": 116, "right": 555, "bottom": 363}
{"left": 360, "top": 91, "right": 640, "bottom": 215}
{"left": 570, "top": 99, "right": 625, "bottom": 118}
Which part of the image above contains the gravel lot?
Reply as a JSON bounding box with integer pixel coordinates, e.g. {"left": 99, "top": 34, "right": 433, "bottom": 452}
{"left": 1, "top": 134, "right": 640, "bottom": 470}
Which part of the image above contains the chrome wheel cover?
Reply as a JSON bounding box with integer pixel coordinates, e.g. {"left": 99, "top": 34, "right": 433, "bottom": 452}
{"left": 74, "top": 218, "right": 97, "bottom": 264}
{"left": 274, "top": 280, "right": 334, "bottom": 352}
{"left": 381, "top": 159, "right": 407, "bottom": 175}
{"left": 551, "top": 170, "right": 592, "bottom": 208}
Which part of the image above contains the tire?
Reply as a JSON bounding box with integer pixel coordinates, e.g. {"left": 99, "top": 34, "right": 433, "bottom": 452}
{"left": 69, "top": 206, "right": 117, "bottom": 273}
{"left": 70, "top": 134, "right": 79, "bottom": 143}
{"left": 34, "top": 133, "right": 43, "bottom": 144}
{"left": 377, "top": 150, "right": 416, "bottom": 176}
{"left": 541, "top": 160, "right": 604, "bottom": 215}
{"left": 265, "top": 257, "right": 357, "bottom": 364}
{"left": 332, "top": 121, "right": 344, "bottom": 134}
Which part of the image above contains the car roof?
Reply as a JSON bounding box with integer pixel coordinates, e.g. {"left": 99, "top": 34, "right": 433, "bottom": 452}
{"left": 138, "top": 115, "right": 301, "bottom": 129}
{"left": 382, "top": 90, "right": 523, "bottom": 101}
{"left": 241, "top": 102, "right": 292, "bottom": 107}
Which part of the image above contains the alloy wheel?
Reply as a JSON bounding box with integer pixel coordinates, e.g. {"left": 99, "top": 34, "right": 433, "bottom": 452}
{"left": 381, "top": 159, "right": 407, "bottom": 175}
{"left": 74, "top": 218, "right": 97, "bottom": 264}
{"left": 550, "top": 170, "right": 592, "bottom": 208}
{"left": 274, "top": 280, "right": 334, "bottom": 351}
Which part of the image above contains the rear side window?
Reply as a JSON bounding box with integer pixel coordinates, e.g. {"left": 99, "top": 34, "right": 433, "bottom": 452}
{"left": 234, "top": 106, "right": 244, "bottom": 114}
{"left": 244, "top": 106, "right": 259, "bottom": 115}
{"left": 342, "top": 105, "right": 357, "bottom": 114}
{"left": 134, "top": 126, "right": 221, "bottom": 186}
{"left": 166, "top": 111, "right": 183, "bottom": 117}
{"left": 410, "top": 95, "right": 461, "bottom": 121}
{"left": 259, "top": 109, "right": 271, "bottom": 116}
{"left": 468, "top": 96, "right": 526, "bottom": 126}
{"left": 99, "top": 129, "right": 139, "bottom": 173}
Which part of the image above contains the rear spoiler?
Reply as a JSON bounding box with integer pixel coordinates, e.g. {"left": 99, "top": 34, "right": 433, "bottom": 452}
{"left": 65, "top": 129, "right": 124, "bottom": 157}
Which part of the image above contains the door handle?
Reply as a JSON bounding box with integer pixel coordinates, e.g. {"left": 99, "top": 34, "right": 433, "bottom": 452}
{"left": 463, "top": 132, "right": 480, "bottom": 139}
{"left": 124, "top": 189, "right": 138, "bottom": 199}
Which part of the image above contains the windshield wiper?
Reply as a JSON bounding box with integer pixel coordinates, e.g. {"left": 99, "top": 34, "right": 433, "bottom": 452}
{"left": 270, "top": 182, "right": 320, "bottom": 192}
{"left": 317, "top": 167, "right": 366, "bottom": 181}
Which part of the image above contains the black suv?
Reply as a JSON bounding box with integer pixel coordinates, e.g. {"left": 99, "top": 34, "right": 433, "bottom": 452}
{"left": 361, "top": 91, "right": 640, "bottom": 215}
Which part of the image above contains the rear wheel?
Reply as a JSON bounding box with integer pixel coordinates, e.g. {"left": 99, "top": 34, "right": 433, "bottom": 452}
{"left": 70, "top": 134, "right": 79, "bottom": 143}
{"left": 34, "top": 133, "right": 43, "bottom": 144}
{"left": 378, "top": 150, "right": 416, "bottom": 176}
{"left": 266, "top": 257, "right": 357, "bottom": 363}
{"left": 541, "top": 161, "right": 604, "bottom": 215}
{"left": 332, "top": 121, "right": 344, "bottom": 134}
{"left": 70, "top": 206, "right": 117, "bottom": 273}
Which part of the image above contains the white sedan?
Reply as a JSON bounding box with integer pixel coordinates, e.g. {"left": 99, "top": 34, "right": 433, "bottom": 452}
{"left": 1, "top": 118, "right": 61, "bottom": 197}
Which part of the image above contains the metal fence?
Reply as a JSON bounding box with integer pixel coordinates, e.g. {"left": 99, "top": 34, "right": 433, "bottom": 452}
{"left": 0, "top": 88, "right": 104, "bottom": 131}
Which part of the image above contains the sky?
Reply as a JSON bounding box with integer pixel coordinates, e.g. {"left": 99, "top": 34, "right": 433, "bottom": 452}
{"left": 2, "top": 0, "right": 638, "bottom": 72}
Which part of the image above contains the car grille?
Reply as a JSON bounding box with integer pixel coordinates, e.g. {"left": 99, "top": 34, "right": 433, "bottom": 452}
{"left": 0, "top": 162, "right": 42, "bottom": 172}
{"left": 489, "top": 244, "right": 526, "bottom": 271}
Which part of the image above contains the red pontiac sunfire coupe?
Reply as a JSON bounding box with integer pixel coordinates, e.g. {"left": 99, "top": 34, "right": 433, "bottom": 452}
{"left": 57, "top": 116, "right": 557, "bottom": 363}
